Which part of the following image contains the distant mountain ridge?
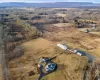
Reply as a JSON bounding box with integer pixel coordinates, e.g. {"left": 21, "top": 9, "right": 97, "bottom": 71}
{"left": 0, "top": 2, "right": 99, "bottom": 8}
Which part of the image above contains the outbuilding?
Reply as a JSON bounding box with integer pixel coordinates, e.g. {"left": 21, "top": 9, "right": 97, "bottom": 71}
{"left": 57, "top": 44, "right": 67, "bottom": 50}
{"left": 76, "top": 52, "right": 82, "bottom": 56}
{"left": 74, "top": 50, "right": 83, "bottom": 56}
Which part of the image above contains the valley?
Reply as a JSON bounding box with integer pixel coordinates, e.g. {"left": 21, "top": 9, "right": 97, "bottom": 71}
{"left": 0, "top": 7, "right": 100, "bottom": 80}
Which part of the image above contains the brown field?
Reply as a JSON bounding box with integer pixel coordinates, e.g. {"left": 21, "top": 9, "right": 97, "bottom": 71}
{"left": 51, "top": 8, "right": 76, "bottom": 10}
{"left": 22, "top": 38, "right": 54, "bottom": 54}
{"left": 56, "top": 13, "right": 67, "bottom": 17}
{"left": 9, "top": 23, "right": 100, "bottom": 80}
{"left": 53, "top": 23, "right": 73, "bottom": 27}
{"left": 8, "top": 37, "right": 88, "bottom": 80}
{"left": 44, "top": 23, "right": 100, "bottom": 57}
{"left": 6, "top": 7, "right": 100, "bottom": 80}
{"left": 41, "top": 54, "right": 88, "bottom": 80}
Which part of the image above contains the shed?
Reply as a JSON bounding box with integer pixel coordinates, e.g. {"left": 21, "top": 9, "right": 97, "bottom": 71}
{"left": 57, "top": 44, "right": 67, "bottom": 50}
{"left": 73, "top": 50, "right": 83, "bottom": 56}
{"left": 76, "top": 52, "right": 82, "bottom": 56}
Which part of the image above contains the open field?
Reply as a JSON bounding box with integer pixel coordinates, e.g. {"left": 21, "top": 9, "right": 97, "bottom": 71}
{"left": 8, "top": 37, "right": 88, "bottom": 80}
{"left": 1, "top": 7, "right": 100, "bottom": 80}
{"left": 56, "top": 13, "right": 67, "bottom": 17}
{"left": 22, "top": 38, "right": 54, "bottom": 54}
{"left": 8, "top": 38, "right": 56, "bottom": 80}
{"left": 53, "top": 23, "right": 73, "bottom": 27}
{"left": 44, "top": 23, "right": 100, "bottom": 58}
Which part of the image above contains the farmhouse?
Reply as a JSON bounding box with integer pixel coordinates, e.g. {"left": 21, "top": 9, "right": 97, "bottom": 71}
{"left": 45, "top": 63, "right": 57, "bottom": 72}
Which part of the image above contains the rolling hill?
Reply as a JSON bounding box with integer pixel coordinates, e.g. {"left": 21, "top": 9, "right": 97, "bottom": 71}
{"left": 0, "top": 2, "right": 99, "bottom": 8}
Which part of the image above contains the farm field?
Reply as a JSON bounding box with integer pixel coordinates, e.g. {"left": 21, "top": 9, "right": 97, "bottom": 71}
{"left": 8, "top": 38, "right": 88, "bottom": 80}
{"left": 0, "top": 6, "right": 100, "bottom": 80}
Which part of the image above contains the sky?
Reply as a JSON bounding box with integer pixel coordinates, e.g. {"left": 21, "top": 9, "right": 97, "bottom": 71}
{"left": 0, "top": 0, "right": 100, "bottom": 3}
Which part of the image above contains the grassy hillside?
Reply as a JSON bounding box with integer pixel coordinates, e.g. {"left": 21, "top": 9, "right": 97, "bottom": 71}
{"left": 1, "top": 7, "right": 99, "bottom": 80}
{"left": 8, "top": 38, "right": 88, "bottom": 80}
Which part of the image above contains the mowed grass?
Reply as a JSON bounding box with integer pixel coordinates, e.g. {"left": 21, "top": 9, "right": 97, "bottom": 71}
{"left": 9, "top": 37, "right": 88, "bottom": 80}
{"left": 53, "top": 23, "right": 73, "bottom": 28}
{"left": 89, "top": 38, "right": 100, "bottom": 57}
{"left": 45, "top": 24, "right": 100, "bottom": 57}
{"left": 56, "top": 13, "right": 67, "bottom": 17}
{"left": 90, "top": 48, "right": 100, "bottom": 57}
{"left": 41, "top": 70, "right": 66, "bottom": 80}
{"left": 22, "top": 38, "right": 54, "bottom": 55}
{"left": 40, "top": 54, "right": 88, "bottom": 80}
{"left": 9, "top": 38, "right": 57, "bottom": 80}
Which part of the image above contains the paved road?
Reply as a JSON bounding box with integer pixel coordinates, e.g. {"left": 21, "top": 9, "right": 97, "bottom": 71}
{"left": 76, "top": 50, "right": 96, "bottom": 80}
{"left": 77, "top": 50, "right": 96, "bottom": 62}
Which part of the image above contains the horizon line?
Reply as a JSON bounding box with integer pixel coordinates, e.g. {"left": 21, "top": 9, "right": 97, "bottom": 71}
{"left": 0, "top": 1, "right": 99, "bottom": 4}
{"left": 0, "top": 2, "right": 97, "bottom": 3}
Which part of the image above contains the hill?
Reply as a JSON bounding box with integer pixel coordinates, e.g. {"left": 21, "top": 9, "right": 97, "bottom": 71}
{"left": 8, "top": 38, "right": 88, "bottom": 80}
{"left": 0, "top": 2, "right": 99, "bottom": 8}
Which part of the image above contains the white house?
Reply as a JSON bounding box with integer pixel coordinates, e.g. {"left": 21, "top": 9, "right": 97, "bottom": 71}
{"left": 57, "top": 44, "right": 67, "bottom": 50}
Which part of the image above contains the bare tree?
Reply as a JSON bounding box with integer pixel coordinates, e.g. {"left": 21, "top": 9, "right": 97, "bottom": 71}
{"left": 87, "top": 59, "right": 100, "bottom": 80}
{"left": 0, "top": 23, "right": 11, "bottom": 80}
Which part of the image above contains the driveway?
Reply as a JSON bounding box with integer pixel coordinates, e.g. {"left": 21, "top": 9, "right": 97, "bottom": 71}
{"left": 77, "top": 50, "right": 96, "bottom": 63}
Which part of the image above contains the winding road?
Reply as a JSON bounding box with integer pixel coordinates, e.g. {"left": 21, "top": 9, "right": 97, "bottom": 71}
{"left": 76, "top": 50, "right": 96, "bottom": 80}
{"left": 77, "top": 50, "right": 96, "bottom": 62}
